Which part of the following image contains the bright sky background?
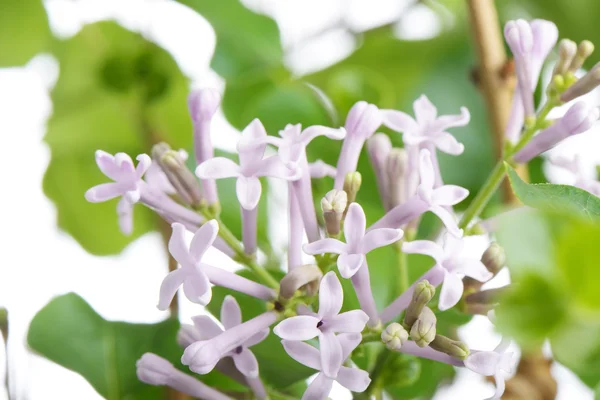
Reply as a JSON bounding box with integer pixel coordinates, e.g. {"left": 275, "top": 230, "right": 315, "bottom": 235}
{"left": 0, "top": 0, "right": 597, "bottom": 399}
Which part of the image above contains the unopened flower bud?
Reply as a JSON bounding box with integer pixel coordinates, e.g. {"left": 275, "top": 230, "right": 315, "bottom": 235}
{"left": 403, "top": 280, "right": 435, "bottom": 329}
{"left": 569, "top": 40, "right": 595, "bottom": 72}
{"left": 554, "top": 39, "right": 578, "bottom": 76}
{"left": 514, "top": 101, "right": 600, "bottom": 163}
{"left": 152, "top": 143, "right": 203, "bottom": 207}
{"left": 137, "top": 353, "right": 175, "bottom": 386}
{"left": 345, "top": 101, "right": 382, "bottom": 140}
{"left": 410, "top": 307, "right": 437, "bottom": 348}
{"left": 321, "top": 190, "right": 347, "bottom": 237}
{"left": 504, "top": 20, "right": 533, "bottom": 56}
{"left": 429, "top": 335, "right": 470, "bottom": 360}
{"left": 464, "top": 286, "right": 509, "bottom": 315}
{"left": 481, "top": 242, "right": 506, "bottom": 275}
{"left": 381, "top": 322, "right": 409, "bottom": 351}
{"left": 279, "top": 264, "right": 323, "bottom": 299}
{"left": 367, "top": 133, "right": 392, "bottom": 208}
{"left": 188, "top": 88, "right": 221, "bottom": 122}
{"left": 343, "top": 171, "right": 362, "bottom": 205}
{"left": 561, "top": 62, "right": 600, "bottom": 102}
{"left": 385, "top": 148, "right": 408, "bottom": 209}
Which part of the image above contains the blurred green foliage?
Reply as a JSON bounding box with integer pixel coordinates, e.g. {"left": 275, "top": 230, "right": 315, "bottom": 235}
{"left": 1, "top": 0, "right": 598, "bottom": 397}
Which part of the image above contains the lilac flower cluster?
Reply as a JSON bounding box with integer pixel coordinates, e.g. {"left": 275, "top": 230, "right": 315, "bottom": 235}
{"left": 85, "top": 18, "right": 600, "bottom": 400}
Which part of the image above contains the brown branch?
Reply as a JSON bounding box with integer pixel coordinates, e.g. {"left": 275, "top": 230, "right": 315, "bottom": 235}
{"left": 467, "top": 0, "right": 525, "bottom": 203}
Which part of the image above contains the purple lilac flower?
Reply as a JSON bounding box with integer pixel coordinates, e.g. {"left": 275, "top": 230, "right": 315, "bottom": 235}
{"left": 505, "top": 20, "right": 536, "bottom": 118}
{"left": 188, "top": 88, "right": 221, "bottom": 205}
{"left": 335, "top": 101, "right": 382, "bottom": 189}
{"left": 182, "top": 310, "right": 277, "bottom": 375}
{"left": 309, "top": 160, "right": 337, "bottom": 178}
{"left": 549, "top": 154, "right": 600, "bottom": 196}
{"left": 380, "top": 234, "right": 492, "bottom": 322}
{"left": 464, "top": 340, "right": 515, "bottom": 400}
{"left": 282, "top": 333, "right": 371, "bottom": 400}
{"left": 303, "top": 203, "right": 403, "bottom": 278}
{"left": 273, "top": 272, "right": 368, "bottom": 377}
{"left": 137, "top": 353, "right": 232, "bottom": 400}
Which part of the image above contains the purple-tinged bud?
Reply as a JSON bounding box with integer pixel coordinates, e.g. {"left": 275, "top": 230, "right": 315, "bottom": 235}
{"left": 152, "top": 142, "right": 203, "bottom": 207}
{"left": 279, "top": 264, "right": 322, "bottom": 299}
{"left": 464, "top": 286, "right": 509, "bottom": 315}
{"left": 481, "top": 242, "right": 506, "bottom": 275}
{"left": 410, "top": 307, "right": 437, "bottom": 348}
{"left": 554, "top": 39, "right": 578, "bottom": 76}
{"left": 188, "top": 88, "right": 221, "bottom": 206}
{"left": 366, "top": 133, "right": 392, "bottom": 207}
{"left": 505, "top": 20, "right": 535, "bottom": 116}
{"left": 343, "top": 171, "right": 362, "bottom": 205}
{"left": 569, "top": 40, "right": 595, "bottom": 72}
{"left": 177, "top": 324, "right": 201, "bottom": 348}
{"left": 321, "top": 189, "right": 347, "bottom": 237}
{"left": 504, "top": 20, "right": 534, "bottom": 56}
{"left": 385, "top": 148, "right": 408, "bottom": 209}
{"left": 514, "top": 101, "right": 600, "bottom": 163}
{"left": 429, "top": 335, "right": 470, "bottom": 360}
{"left": 561, "top": 62, "right": 600, "bottom": 102}
{"left": 403, "top": 280, "right": 435, "bottom": 329}
{"left": 381, "top": 322, "right": 409, "bottom": 351}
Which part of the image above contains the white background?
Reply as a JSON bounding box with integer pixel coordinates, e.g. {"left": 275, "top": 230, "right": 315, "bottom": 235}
{"left": 0, "top": 0, "right": 597, "bottom": 399}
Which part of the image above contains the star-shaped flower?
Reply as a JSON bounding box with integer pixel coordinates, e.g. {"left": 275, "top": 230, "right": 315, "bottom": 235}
{"left": 282, "top": 333, "right": 370, "bottom": 400}
{"left": 303, "top": 203, "right": 403, "bottom": 278}
{"left": 85, "top": 150, "right": 151, "bottom": 204}
{"left": 381, "top": 95, "right": 470, "bottom": 155}
{"left": 180, "top": 296, "right": 268, "bottom": 377}
{"left": 157, "top": 221, "right": 218, "bottom": 310}
{"left": 196, "top": 119, "right": 299, "bottom": 210}
{"left": 402, "top": 234, "right": 493, "bottom": 310}
{"left": 273, "top": 272, "right": 369, "bottom": 377}
{"left": 464, "top": 339, "right": 515, "bottom": 400}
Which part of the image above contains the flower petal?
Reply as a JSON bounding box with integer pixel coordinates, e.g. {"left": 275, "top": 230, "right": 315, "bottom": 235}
{"left": 336, "top": 366, "right": 371, "bottom": 392}
{"left": 95, "top": 150, "right": 120, "bottom": 180}
{"left": 488, "top": 373, "right": 507, "bottom": 400}
{"left": 85, "top": 182, "right": 124, "bottom": 203}
{"left": 190, "top": 315, "right": 223, "bottom": 340}
{"left": 462, "top": 260, "right": 493, "bottom": 282}
{"left": 326, "top": 310, "right": 369, "bottom": 333}
{"left": 157, "top": 268, "right": 186, "bottom": 311}
{"left": 236, "top": 176, "right": 262, "bottom": 210}
{"left": 309, "top": 160, "right": 337, "bottom": 179}
{"left": 168, "top": 223, "right": 193, "bottom": 267}
{"left": 431, "top": 106, "right": 470, "bottom": 131}
{"left": 255, "top": 155, "right": 299, "bottom": 180}
{"left": 401, "top": 240, "right": 445, "bottom": 264}
{"left": 135, "top": 154, "right": 152, "bottom": 178}
{"left": 301, "top": 126, "right": 346, "bottom": 143}
{"left": 273, "top": 316, "right": 321, "bottom": 340}
{"left": 413, "top": 95, "right": 437, "bottom": 126}
{"left": 318, "top": 272, "right": 344, "bottom": 319}
{"left": 319, "top": 331, "right": 343, "bottom": 378}
{"left": 221, "top": 295, "right": 242, "bottom": 330}
{"left": 337, "top": 253, "right": 365, "bottom": 279}
{"left": 432, "top": 185, "right": 469, "bottom": 206}
{"left": 244, "top": 328, "right": 270, "bottom": 348}
{"left": 302, "top": 373, "right": 334, "bottom": 400}
{"left": 182, "top": 267, "right": 212, "bottom": 305}
{"left": 430, "top": 205, "right": 463, "bottom": 238}
{"left": 344, "top": 203, "right": 366, "bottom": 247}
{"left": 303, "top": 238, "right": 347, "bottom": 255}
{"left": 281, "top": 340, "right": 321, "bottom": 370}
{"left": 115, "top": 152, "right": 136, "bottom": 176}
{"left": 337, "top": 333, "right": 362, "bottom": 360}
{"left": 465, "top": 351, "right": 502, "bottom": 376}
{"left": 232, "top": 348, "right": 259, "bottom": 377}
{"left": 434, "top": 133, "right": 465, "bottom": 155}
{"left": 380, "top": 110, "right": 418, "bottom": 133}
{"left": 361, "top": 228, "right": 403, "bottom": 254}
{"left": 238, "top": 118, "right": 268, "bottom": 163}
{"left": 190, "top": 220, "right": 219, "bottom": 262}
{"left": 438, "top": 271, "right": 464, "bottom": 311}
{"left": 195, "top": 157, "right": 241, "bottom": 179}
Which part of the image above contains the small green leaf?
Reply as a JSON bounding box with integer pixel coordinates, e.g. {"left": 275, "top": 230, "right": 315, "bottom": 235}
{"left": 0, "top": 0, "right": 52, "bottom": 66}
{"left": 381, "top": 354, "right": 422, "bottom": 389}
{"left": 386, "top": 359, "right": 454, "bottom": 399}
{"left": 28, "top": 293, "right": 239, "bottom": 399}
{"left": 506, "top": 164, "right": 600, "bottom": 220}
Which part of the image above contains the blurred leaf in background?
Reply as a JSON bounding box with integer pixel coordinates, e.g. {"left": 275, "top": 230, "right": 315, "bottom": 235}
{"left": 0, "top": 0, "right": 51, "bottom": 67}
{"left": 43, "top": 21, "right": 193, "bottom": 255}
{"left": 27, "top": 293, "right": 243, "bottom": 399}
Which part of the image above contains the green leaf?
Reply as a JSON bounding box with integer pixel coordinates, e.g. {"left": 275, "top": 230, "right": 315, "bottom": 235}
{"left": 381, "top": 354, "right": 422, "bottom": 389}
{"left": 386, "top": 359, "right": 455, "bottom": 399}
{"left": 205, "top": 271, "right": 314, "bottom": 388}
{"left": 43, "top": 21, "right": 193, "bottom": 255}
{"left": 175, "top": 0, "right": 283, "bottom": 79}
{"left": 0, "top": 0, "right": 52, "bottom": 66}
{"left": 28, "top": 293, "right": 239, "bottom": 399}
{"left": 506, "top": 164, "right": 600, "bottom": 220}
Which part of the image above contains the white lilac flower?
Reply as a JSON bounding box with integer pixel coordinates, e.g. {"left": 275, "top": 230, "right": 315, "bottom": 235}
{"left": 549, "top": 154, "right": 600, "bottom": 196}
{"left": 464, "top": 339, "right": 515, "bottom": 400}
{"left": 274, "top": 272, "right": 368, "bottom": 377}
{"left": 282, "top": 333, "right": 371, "bottom": 400}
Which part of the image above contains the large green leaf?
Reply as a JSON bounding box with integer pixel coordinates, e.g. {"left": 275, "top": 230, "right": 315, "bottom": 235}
{"left": 0, "top": 0, "right": 52, "bottom": 67}
{"left": 43, "top": 21, "right": 194, "bottom": 255}
{"left": 27, "top": 293, "right": 239, "bottom": 399}
{"left": 506, "top": 165, "right": 600, "bottom": 220}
